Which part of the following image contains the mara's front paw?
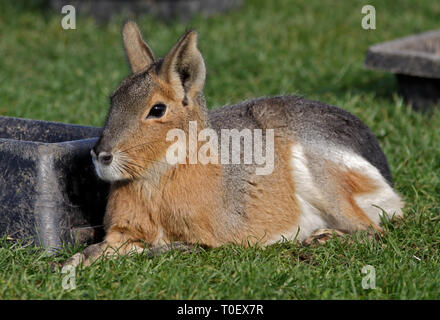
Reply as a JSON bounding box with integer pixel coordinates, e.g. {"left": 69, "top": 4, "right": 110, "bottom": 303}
{"left": 52, "top": 241, "right": 108, "bottom": 271}
{"left": 63, "top": 251, "right": 88, "bottom": 268}
{"left": 50, "top": 251, "right": 85, "bottom": 273}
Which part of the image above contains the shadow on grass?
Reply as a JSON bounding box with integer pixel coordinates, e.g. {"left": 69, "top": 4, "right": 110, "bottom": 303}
{"left": 314, "top": 70, "right": 399, "bottom": 102}
{"left": 350, "top": 74, "right": 398, "bottom": 100}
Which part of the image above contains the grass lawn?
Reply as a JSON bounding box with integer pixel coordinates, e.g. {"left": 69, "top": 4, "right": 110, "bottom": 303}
{"left": 0, "top": 0, "right": 439, "bottom": 299}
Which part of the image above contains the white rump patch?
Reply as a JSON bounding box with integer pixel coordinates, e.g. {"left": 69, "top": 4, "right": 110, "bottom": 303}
{"left": 324, "top": 148, "right": 404, "bottom": 223}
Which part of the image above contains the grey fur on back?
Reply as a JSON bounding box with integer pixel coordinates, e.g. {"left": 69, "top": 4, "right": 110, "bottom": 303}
{"left": 208, "top": 95, "right": 393, "bottom": 185}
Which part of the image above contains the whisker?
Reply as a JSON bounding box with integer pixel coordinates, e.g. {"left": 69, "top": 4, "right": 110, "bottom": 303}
{"left": 127, "top": 157, "right": 174, "bottom": 168}
{"left": 116, "top": 156, "right": 176, "bottom": 184}
{"left": 119, "top": 138, "right": 166, "bottom": 153}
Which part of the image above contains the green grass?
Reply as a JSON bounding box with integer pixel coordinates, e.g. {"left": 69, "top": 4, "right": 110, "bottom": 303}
{"left": 1, "top": 0, "right": 440, "bottom": 299}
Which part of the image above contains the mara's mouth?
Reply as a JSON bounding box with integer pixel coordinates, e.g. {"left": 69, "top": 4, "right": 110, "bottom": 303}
{"left": 91, "top": 149, "right": 137, "bottom": 182}
{"left": 91, "top": 149, "right": 120, "bottom": 182}
{"left": 91, "top": 149, "right": 172, "bottom": 183}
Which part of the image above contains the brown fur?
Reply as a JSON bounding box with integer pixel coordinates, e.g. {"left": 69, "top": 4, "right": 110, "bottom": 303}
{"left": 103, "top": 136, "right": 299, "bottom": 249}
{"left": 104, "top": 160, "right": 227, "bottom": 248}
{"left": 242, "top": 138, "right": 299, "bottom": 245}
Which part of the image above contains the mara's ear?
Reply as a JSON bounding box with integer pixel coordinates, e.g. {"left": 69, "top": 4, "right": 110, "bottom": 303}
{"left": 159, "top": 30, "right": 206, "bottom": 106}
{"left": 122, "top": 21, "right": 155, "bottom": 73}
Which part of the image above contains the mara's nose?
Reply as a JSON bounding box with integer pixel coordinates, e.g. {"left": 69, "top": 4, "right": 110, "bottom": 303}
{"left": 97, "top": 152, "right": 113, "bottom": 166}
{"left": 92, "top": 143, "right": 113, "bottom": 166}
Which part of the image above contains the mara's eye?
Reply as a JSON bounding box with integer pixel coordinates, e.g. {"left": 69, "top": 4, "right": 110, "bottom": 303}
{"left": 146, "top": 103, "right": 167, "bottom": 119}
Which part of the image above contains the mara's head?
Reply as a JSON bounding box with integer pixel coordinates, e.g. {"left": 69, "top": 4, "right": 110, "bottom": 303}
{"left": 92, "top": 21, "right": 207, "bottom": 183}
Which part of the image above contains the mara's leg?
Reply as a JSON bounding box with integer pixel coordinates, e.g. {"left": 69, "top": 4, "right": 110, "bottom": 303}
{"left": 62, "top": 241, "right": 115, "bottom": 268}
{"left": 291, "top": 144, "right": 404, "bottom": 237}
{"left": 323, "top": 161, "right": 404, "bottom": 233}
{"left": 60, "top": 182, "right": 197, "bottom": 268}
{"left": 61, "top": 231, "right": 196, "bottom": 268}
{"left": 61, "top": 229, "right": 143, "bottom": 268}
